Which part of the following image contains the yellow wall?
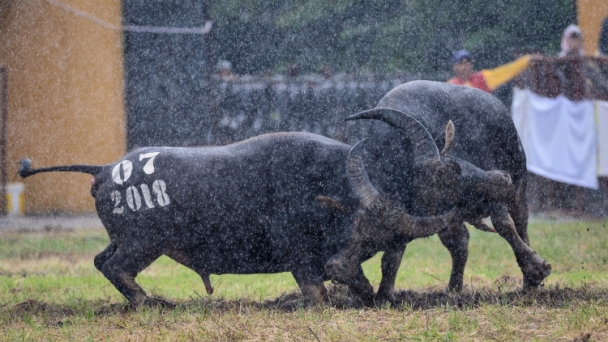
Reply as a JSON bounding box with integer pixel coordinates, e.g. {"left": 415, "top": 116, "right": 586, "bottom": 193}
{"left": 0, "top": 0, "right": 126, "bottom": 213}
{"left": 577, "top": 0, "right": 608, "bottom": 55}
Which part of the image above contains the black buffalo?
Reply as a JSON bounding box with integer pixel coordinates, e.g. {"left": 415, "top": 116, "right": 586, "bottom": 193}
{"left": 18, "top": 132, "right": 454, "bottom": 305}
{"left": 326, "top": 80, "right": 551, "bottom": 305}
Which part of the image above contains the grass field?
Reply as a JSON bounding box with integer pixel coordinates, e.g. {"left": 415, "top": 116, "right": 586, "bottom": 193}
{"left": 0, "top": 218, "right": 607, "bottom": 341}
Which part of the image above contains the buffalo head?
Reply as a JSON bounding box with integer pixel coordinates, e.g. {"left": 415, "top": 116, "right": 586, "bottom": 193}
{"left": 346, "top": 108, "right": 514, "bottom": 216}
{"left": 325, "top": 139, "right": 458, "bottom": 303}
{"left": 327, "top": 112, "right": 515, "bottom": 304}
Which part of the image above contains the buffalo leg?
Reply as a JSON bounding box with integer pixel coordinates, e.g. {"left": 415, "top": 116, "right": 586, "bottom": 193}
{"left": 503, "top": 178, "right": 536, "bottom": 288}
{"left": 166, "top": 251, "right": 214, "bottom": 295}
{"left": 438, "top": 222, "right": 469, "bottom": 292}
{"left": 489, "top": 204, "right": 551, "bottom": 289}
{"left": 346, "top": 265, "right": 375, "bottom": 307}
{"left": 509, "top": 193, "right": 538, "bottom": 289}
{"left": 101, "top": 245, "right": 161, "bottom": 306}
{"left": 94, "top": 242, "right": 118, "bottom": 272}
{"left": 375, "top": 244, "right": 406, "bottom": 306}
{"left": 291, "top": 270, "right": 328, "bottom": 304}
{"left": 325, "top": 248, "right": 374, "bottom": 305}
{"left": 509, "top": 180, "right": 530, "bottom": 245}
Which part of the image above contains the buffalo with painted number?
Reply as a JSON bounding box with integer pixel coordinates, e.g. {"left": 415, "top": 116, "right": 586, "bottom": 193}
{"left": 326, "top": 80, "right": 551, "bottom": 306}
{"left": 18, "top": 132, "right": 456, "bottom": 306}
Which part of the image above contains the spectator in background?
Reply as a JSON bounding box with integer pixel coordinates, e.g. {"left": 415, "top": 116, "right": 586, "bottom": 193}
{"left": 599, "top": 17, "right": 608, "bottom": 56}
{"left": 216, "top": 60, "right": 237, "bottom": 81}
{"left": 558, "top": 24, "right": 585, "bottom": 57}
{"left": 447, "top": 50, "right": 533, "bottom": 93}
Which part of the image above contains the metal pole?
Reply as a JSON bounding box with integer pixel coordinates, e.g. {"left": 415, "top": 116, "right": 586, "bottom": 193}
{"left": 0, "top": 67, "right": 7, "bottom": 216}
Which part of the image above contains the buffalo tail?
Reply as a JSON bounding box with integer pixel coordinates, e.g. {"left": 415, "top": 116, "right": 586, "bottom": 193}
{"left": 18, "top": 158, "right": 103, "bottom": 178}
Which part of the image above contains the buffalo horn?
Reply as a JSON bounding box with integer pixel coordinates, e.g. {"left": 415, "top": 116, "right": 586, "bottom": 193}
{"left": 391, "top": 208, "right": 455, "bottom": 238}
{"left": 347, "top": 139, "right": 455, "bottom": 237}
{"left": 346, "top": 139, "right": 379, "bottom": 208}
{"left": 346, "top": 108, "right": 440, "bottom": 165}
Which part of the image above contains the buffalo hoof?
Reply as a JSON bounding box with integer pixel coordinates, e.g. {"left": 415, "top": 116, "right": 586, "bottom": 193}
{"left": 374, "top": 291, "right": 396, "bottom": 308}
{"left": 358, "top": 293, "right": 375, "bottom": 308}
{"left": 444, "top": 275, "right": 464, "bottom": 293}
{"left": 444, "top": 283, "right": 463, "bottom": 294}
{"left": 521, "top": 254, "right": 551, "bottom": 290}
{"left": 350, "top": 281, "right": 375, "bottom": 307}
{"left": 347, "top": 280, "right": 375, "bottom": 307}
{"left": 522, "top": 282, "right": 543, "bottom": 294}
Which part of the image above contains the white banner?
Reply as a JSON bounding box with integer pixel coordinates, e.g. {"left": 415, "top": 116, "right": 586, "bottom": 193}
{"left": 597, "top": 101, "right": 608, "bottom": 176}
{"left": 512, "top": 88, "right": 598, "bottom": 189}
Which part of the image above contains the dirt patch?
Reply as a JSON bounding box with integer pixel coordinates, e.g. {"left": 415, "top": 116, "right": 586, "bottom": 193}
{"left": 257, "top": 283, "right": 608, "bottom": 311}
{"left": 391, "top": 284, "right": 608, "bottom": 310}
{"left": 94, "top": 302, "right": 133, "bottom": 316}
{"left": 8, "top": 299, "right": 74, "bottom": 317}
{"left": 4, "top": 284, "right": 608, "bottom": 320}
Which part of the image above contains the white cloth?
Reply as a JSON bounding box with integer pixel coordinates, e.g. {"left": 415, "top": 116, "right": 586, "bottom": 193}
{"left": 512, "top": 88, "right": 598, "bottom": 189}
{"left": 596, "top": 101, "right": 608, "bottom": 176}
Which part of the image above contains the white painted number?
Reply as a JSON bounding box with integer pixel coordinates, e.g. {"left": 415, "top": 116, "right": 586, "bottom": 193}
{"left": 112, "top": 160, "right": 133, "bottom": 185}
{"left": 152, "top": 180, "right": 170, "bottom": 206}
{"left": 111, "top": 191, "right": 124, "bottom": 214}
{"left": 139, "top": 152, "right": 160, "bottom": 175}
{"left": 109, "top": 152, "right": 169, "bottom": 215}
{"left": 111, "top": 180, "right": 170, "bottom": 215}
{"left": 126, "top": 186, "right": 142, "bottom": 211}
{"left": 112, "top": 152, "right": 159, "bottom": 185}
{"left": 140, "top": 184, "right": 156, "bottom": 209}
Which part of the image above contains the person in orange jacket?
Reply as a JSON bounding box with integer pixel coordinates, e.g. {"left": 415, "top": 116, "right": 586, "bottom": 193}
{"left": 447, "top": 50, "right": 532, "bottom": 93}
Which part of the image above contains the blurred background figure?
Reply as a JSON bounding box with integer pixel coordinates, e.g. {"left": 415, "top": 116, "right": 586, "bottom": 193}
{"left": 558, "top": 24, "right": 585, "bottom": 57}
{"left": 321, "top": 65, "right": 333, "bottom": 79}
{"left": 288, "top": 64, "right": 300, "bottom": 77}
{"left": 216, "top": 60, "right": 237, "bottom": 81}
{"left": 447, "top": 50, "right": 532, "bottom": 93}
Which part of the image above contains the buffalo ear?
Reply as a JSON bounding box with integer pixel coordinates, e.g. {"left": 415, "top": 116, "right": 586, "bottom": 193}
{"left": 441, "top": 120, "right": 455, "bottom": 156}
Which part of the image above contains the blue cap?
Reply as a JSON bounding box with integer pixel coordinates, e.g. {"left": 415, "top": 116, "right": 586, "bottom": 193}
{"left": 452, "top": 50, "right": 472, "bottom": 64}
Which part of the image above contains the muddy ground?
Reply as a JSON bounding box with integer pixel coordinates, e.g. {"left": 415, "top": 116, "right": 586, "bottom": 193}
{"left": 5, "top": 283, "right": 608, "bottom": 320}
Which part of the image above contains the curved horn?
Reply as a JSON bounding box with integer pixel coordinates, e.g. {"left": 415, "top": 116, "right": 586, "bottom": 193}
{"left": 346, "top": 108, "right": 440, "bottom": 165}
{"left": 388, "top": 207, "right": 455, "bottom": 239}
{"left": 346, "top": 139, "right": 379, "bottom": 207}
{"left": 347, "top": 139, "right": 456, "bottom": 237}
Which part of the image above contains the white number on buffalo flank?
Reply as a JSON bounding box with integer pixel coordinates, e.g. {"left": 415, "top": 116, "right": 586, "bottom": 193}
{"left": 140, "top": 184, "right": 156, "bottom": 208}
{"left": 112, "top": 152, "right": 160, "bottom": 185}
{"left": 126, "top": 186, "right": 142, "bottom": 211}
{"left": 111, "top": 191, "right": 124, "bottom": 214}
{"left": 152, "top": 180, "right": 171, "bottom": 206}
{"left": 112, "top": 160, "right": 133, "bottom": 185}
{"left": 139, "top": 152, "right": 160, "bottom": 175}
{"left": 111, "top": 180, "right": 170, "bottom": 214}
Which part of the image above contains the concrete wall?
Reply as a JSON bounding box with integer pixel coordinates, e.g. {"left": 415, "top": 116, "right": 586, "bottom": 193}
{"left": 577, "top": 0, "right": 608, "bottom": 55}
{"left": 122, "top": 1, "right": 209, "bottom": 149}
{"left": 0, "top": 0, "right": 126, "bottom": 213}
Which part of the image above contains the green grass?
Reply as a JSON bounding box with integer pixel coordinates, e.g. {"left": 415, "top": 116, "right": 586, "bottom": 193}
{"left": 0, "top": 218, "right": 607, "bottom": 340}
{"left": 3, "top": 219, "right": 606, "bottom": 302}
